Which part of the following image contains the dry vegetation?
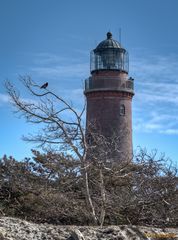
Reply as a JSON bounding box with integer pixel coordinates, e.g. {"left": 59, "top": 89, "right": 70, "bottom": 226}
{"left": 0, "top": 149, "right": 177, "bottom": 227}
{"left": 1, "top": 76, "right": 178, "bottom": 227}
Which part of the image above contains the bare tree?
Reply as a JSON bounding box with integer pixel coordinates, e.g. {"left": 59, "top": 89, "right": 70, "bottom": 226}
{"left": 5, "top": 76, "right": 99, "bottom": 224}
{"left": 6, "top": 76, "right": 129, "bottom": 225}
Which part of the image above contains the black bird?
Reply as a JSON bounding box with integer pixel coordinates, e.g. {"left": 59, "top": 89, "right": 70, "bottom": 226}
{"left": 40, "top": 82, "right": 48, "bottom": 89}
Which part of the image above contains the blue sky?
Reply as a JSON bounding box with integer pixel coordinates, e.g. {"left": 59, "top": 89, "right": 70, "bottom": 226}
{"left": 0, "top": 0, "right": 178, "bottom": 163}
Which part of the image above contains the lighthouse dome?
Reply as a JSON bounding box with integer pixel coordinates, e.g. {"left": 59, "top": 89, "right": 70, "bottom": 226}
{"left": 96, "top": 32, "right": 122, "bottom": 50}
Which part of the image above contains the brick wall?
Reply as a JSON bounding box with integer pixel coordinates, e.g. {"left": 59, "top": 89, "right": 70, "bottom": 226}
{"left": 85, "top": 70, "right": 134, "bottom": 162}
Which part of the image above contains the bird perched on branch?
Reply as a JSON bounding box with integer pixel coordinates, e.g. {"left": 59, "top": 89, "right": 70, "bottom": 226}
{"left": 40, "top": 82, "right": 48, "bottom": 89}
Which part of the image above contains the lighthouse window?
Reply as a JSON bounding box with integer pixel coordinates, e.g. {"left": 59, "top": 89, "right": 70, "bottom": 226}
{"left": 120, "top": 104, "right": 125, "bottom": 116}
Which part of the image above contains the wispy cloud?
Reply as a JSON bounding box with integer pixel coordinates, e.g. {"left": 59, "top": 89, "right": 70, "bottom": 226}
{"left": 32, "top": 53, "right": 66, "bottom": 65}
{"left": 131, "top": 51, "right": 178, "bottom": 135}
{"left": 130, "top": 54, "right": 178, "bottom": 83}
{"left": 160, "top": 129, "right": 178, "bottom": 135}
{"left": 0, "top": 93, "right": 10, "bottom": 104}
{"left": 27, "top": 52, "right": 89, "bottom": 79}
{"left": 31, "top": 63, "right": 89, "bottom": 79}
{"left": 133, "top": 110, "right": 178, "bottom": 134}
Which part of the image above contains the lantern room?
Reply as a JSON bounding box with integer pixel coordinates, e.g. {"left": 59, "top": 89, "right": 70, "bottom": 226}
{"left": 90, "top": 32, "right": 129, "bottom": 73}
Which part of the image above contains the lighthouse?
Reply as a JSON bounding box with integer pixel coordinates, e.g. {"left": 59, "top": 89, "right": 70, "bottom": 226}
{"left": 84, "top": 32, "right": 134, "bottom": 162}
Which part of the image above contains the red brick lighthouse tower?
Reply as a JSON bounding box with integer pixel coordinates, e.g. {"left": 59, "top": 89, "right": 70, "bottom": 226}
{"left": 84, "top": 32, "right": 134, "bottom": 162}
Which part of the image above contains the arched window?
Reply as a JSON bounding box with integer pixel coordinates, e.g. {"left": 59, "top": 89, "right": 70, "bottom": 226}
{"left": 120, "top": 104, "right": 125, "bottom": 116}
